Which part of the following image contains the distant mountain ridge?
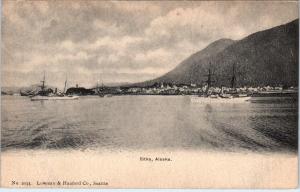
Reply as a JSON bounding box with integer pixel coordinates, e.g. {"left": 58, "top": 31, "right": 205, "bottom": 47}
{"left": 137, "top": 19, "right": 298, "bottom": 87}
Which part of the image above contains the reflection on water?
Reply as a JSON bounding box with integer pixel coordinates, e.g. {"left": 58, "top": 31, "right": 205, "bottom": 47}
{"left": 1, "top": 95, "right": 298, "bottom": 153}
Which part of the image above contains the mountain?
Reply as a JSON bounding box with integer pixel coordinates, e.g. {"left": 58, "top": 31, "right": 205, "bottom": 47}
{"left": 138, "top": 19, "right": 298, "bottom": 87}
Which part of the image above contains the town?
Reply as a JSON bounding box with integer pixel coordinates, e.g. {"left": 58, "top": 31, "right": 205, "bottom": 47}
{"left": 2, "top": 82, "right": 298, "bottom": 97}
{"left": 28, "top": 83, "right": 300, "bottom": 96}
{"left": 1, "top": 82, "right": 297, "bottom": 97}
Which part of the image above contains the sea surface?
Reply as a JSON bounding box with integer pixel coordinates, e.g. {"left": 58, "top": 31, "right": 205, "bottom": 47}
{"left": 1, "top": 95, "right": 298, "bottom": 153}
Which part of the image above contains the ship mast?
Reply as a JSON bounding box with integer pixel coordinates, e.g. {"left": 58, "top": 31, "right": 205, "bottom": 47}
{"left": 230, "top": 63, "right": 236, "bottom": 89}
{"left": 63, "top": 76, "right": 68, "bottom": 94}
{"left": 206, "top": 68, "right": 212, "bottom": 93}
{"left": 97, "top": 80, "right": 100, "bottom": 94}
{"left": 40, "top": 71, "right": 46, "bottom": 94}
{"left": 205, "top": 63, "right": 215, "bottom": 94}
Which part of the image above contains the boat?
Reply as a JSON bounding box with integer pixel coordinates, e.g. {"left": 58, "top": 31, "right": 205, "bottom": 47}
{"left": 219, "top": 92, "right": 233, "bottom": 99}
{"left": 104, "top": 94, "right": 113, "bottom": 97}
{"left": 96, "top": 79, "right": 113, "bottom": 98}
{"left": 191, "top": 63, "right": 251, "bottom": 103}
{"left": 31, "top": 95, "right": 79, "bottom": 101}
{"left": 30, "top": 73, "right": 79, "bottom": 101}
{"left": 191, "top": 95, "right": 251, "bottom": 103}
{"left": 209, "top": 94, "right": 219, "bottom": 98}
{"left": 97, "top": 85, "right": 106, "bottom": 97}
{"left": 236, "top": 94, "right": 248, "bottom": 97}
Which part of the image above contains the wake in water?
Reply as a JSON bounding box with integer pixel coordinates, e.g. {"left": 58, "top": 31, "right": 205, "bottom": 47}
{"left": 1, "top": 96, "right": 298, "bottom": 153}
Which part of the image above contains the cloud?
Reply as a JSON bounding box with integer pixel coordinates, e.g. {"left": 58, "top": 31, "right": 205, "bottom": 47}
{"left": 134, "top": 48, "right": 174, "bottom": 68}
{"left": 2, "top": 1, "right": 298, "bottom": 87}
{"left": 88, "top": 36, "right": 143, "bottom": 52}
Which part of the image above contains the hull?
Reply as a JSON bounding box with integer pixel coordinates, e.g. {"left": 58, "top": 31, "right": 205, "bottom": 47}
{"left": 99, "top": 94, "right": 113, "bottom": 97}
{"left": 30, "top": 96, "right": 79, "bottom": 101}
{"left": 190, "top": 96, "right": 251, "bottom": 104}
{"left": 20, "top": 92, "right": 34, "bottom": 96}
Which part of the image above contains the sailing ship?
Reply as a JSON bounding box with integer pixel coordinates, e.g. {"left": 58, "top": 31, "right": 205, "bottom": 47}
{"left": 204, "top": 67, "right": 216, "bottom": 96}
{"left": 30, "top": 73, "right": 79, "bottom": 101}
{"left": 96, "top": 79, "right": 113, "bottom": 98}
{"left": 96, "top": 80, "right": 105, "bottom": 97}
{"left": 219, "top": 63, "right": 236, "bottom": 99}
{"left": 222, "top": 63, "right": 249, "bottom": 98}
{"left": 191, "top": 63, "right": 251, "bottom": 103}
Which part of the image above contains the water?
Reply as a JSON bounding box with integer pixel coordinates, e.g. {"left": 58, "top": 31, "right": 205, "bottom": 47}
{"left": 1, "top": 95, "right": 298, "bottom": 153}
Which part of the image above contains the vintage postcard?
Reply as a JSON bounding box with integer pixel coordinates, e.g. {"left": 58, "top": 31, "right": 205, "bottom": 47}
{"left": 1, "top": 0, "right": 298, "bottom": 189}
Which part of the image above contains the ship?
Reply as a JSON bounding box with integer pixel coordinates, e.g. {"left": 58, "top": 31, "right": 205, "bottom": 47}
{"left": 30, "top": 73, "right": 79, "bottom": 101}
{"left": 221, "top": 63, "right": 250, "bottom": 98}
{"left": 96, "top": 79, "right": 113, "bottom": 98}
{"left": 191, "top": 63, "right": 251, "bottom": 103}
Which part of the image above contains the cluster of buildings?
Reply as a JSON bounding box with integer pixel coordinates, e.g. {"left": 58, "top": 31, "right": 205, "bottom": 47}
{"left": 2, "top": 82, "right": 297, "bottom": 96}
{"left": 94, "top": 83, "right": 297, "bottom": 96}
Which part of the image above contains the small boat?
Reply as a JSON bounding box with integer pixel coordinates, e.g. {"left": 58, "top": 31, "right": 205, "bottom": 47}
{"left": 237, "top": 94, "right": 248, "bottom": 97}
{"left": 209, "top": 94, "right": 219, "bottom": 98}
{"left": 219, "top": 94, "right": 233, "bottom": 99}
{"left": 104, "top": 94, "right": 113, "bottom": 97}
{"left": 98, "top": 93, "right": 113, "bottom": 98}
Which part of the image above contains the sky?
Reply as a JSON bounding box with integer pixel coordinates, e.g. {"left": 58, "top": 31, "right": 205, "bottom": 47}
{"left": 2, "top": 0, "right": 298, "bottom": 89}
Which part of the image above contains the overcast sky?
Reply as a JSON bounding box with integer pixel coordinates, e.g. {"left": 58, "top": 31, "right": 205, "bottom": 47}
{"left": 2, "top": 0, "right": 298, "bottom": 88}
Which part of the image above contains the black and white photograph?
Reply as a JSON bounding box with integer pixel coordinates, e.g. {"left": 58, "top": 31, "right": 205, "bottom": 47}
{"left": 1, "top": 0, "right": 298, "bottom": 188}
